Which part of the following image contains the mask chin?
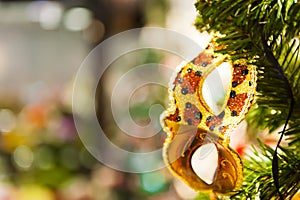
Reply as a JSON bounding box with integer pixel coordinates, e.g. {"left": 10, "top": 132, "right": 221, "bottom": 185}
{"left": 163, "top": 128, "right": 243, "bottom": 194}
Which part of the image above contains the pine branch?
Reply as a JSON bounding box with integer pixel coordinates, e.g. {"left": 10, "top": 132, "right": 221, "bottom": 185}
{"left": 194, "top": 0, "right": 300, "bottom": 146}
{"left": 195, "top": 0, "right": 300, "bottom": 59}
{"left": 195, "top": 1, "right": 300, "bottom": 137}
{"left": 247, "top": 38, "right": 300, "bottom": 142}
{"left": 260, "top": 24, "right": 295, "bottom": 199}
{"left": 194, "top": 0, "right": 300, "bottom": 199}
{"left": 231, "top": 142, "right": 300, "bottom": 200}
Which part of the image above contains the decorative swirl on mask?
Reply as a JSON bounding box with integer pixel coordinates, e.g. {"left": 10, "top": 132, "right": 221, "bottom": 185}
{"left": 160, "top": 36, "right": 257, "bottom": 194}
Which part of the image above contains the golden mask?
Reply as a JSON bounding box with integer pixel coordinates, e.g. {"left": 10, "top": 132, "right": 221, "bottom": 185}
{"left": 161, "top": 37, "right": 257, "bottom": 194}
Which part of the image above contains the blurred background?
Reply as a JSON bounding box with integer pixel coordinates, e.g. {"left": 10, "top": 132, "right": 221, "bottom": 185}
{"left": 0, "top": 0, "right": 287, "bottom": 199}
{"left": 0, "top": 0, "right": 210, "bottom": 199}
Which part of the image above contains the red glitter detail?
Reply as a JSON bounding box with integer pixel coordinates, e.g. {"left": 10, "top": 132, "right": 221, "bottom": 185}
{"left": 183, "top": 104, "right": 201, "bottom": 126}
{"left": 206, "top": 116, "right": 223, "bottom": 128}
{"left": 173, "top": 73, "right": 182, "bottom": 88}
{"left": 192, "top": 52, "right": 213, "bottom": 67}
{"left": 232, "top": 64, "right": 248, "bottom": 87}
{"left": 166, "top": 108, "right": 180, "bottom": 122}
{"left": 227, "top": 93, "right": 248, "bottom": 115}
{"left": 179, "top": 70, "right": 202, "bottom": 94}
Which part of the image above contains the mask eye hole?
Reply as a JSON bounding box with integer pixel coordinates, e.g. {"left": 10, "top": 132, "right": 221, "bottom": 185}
{"left": 191, "top": 143, "right": 218, "bottom": 185}
{"left": 202, "top": 62, "right": 231, "bottom": 115}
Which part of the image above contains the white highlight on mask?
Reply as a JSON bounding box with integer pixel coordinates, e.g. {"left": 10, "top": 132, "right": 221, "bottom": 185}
{"left": 202, "top": 62, "right": 232, "bottom": 114}
{"left": 191, "top": 143, "right": 218, "bottom": 184}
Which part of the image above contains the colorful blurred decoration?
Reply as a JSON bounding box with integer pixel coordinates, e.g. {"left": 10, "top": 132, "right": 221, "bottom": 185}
{"left": 0, "top": 0, "right": 177, "bottom": 199}
{"left": 140, "top": 171, "right": 168, "bottom": 194}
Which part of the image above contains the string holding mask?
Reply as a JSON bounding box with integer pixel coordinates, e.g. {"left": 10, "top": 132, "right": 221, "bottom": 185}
{"left": 160, "top": 36, "right": 257, "bottom": 194}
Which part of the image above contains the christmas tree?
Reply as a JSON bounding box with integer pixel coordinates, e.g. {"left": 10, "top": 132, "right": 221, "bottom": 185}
{"left": 194, "top": 0, "right": 300, "bottom": 199}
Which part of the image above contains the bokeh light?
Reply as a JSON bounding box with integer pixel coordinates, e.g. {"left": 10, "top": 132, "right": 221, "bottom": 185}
{"left": 0, "top": 109, "right": 17, "bottom": 133}
{"left": 63, "top": 7, "right": 92, "bottom": 31}
{"left": 34, "top": 146, "right": 55, "bottom": 170}
{"left": 140, "top": 171, "right": 168, "bottom": 193}
{"left": 13, "top": 145, "right": 34, "bottom": 170}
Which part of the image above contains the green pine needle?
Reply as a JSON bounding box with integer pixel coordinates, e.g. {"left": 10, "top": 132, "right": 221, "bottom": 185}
{"left": 194, "top": 0, "right": 300, "bottom": 199}
{"left": 231, "top": 142, "right": 300, "bottom": 199}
